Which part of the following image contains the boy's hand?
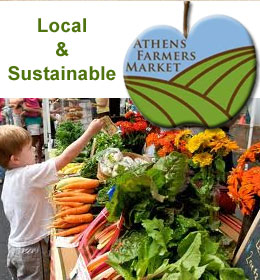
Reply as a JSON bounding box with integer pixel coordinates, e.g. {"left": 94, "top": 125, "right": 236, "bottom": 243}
{"left": 87, "top": 119, "right": 104, "bottom": 136}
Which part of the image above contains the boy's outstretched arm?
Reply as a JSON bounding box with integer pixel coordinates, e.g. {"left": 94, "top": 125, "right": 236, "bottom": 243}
{"left": 55, "top": 119, "right": 103, "bottom": 171}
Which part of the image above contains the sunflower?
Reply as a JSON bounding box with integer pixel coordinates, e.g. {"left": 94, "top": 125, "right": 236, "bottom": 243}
{"left": 174, "top": 129, "right": 192, "bottom": 148}
{"left": 186, "top": 133, "right": 206, "bottom": 153}
{"left": 192, "top": 152, "right": 213, "bottom": 167}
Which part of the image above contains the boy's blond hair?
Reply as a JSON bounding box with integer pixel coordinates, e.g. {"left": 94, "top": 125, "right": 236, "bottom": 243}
{"left": 0, "top": 125, "right": 32, "bottom": 168}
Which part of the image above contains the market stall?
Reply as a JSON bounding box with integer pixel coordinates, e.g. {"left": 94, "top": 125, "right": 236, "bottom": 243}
{"left": 47, "top": 110, "right": 259, "bottom": 280}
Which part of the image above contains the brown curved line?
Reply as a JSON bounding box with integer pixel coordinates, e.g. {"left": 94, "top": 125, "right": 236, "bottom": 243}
{"left": 226, "top": 67, "right": 256, "bottom": 113}
{"left": 170, "top": 46, "right": 254, "bottom": 82}
{"left": 125, "top": 76, "right": 231, "bottom": 118}
{"left": 204, "top": 55, "right": 256, "bottom": 96}
{"left": 126, "top": 85, "right": 175, "bottom": 126}
{"left": 126, "top": 81, "right": 208, "bottom": 126}
{"left": 186, "top": 50, "right": 254, "bottom": 87}
{"left": 171, "top": 82, "right": 231, "bottom": 118}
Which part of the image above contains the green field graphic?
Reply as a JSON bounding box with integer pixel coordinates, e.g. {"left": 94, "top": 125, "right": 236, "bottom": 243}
{"left": 124, "top": 46, "right": 256, "bottom": 127}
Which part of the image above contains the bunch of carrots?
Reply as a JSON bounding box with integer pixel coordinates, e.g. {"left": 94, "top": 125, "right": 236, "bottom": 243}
{"left": 50, "top": 177, "right": 100, "bottom": 237}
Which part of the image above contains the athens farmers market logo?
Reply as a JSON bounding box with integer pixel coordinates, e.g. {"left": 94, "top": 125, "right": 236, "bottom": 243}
{"left": 124, "top": 16, "right": 256, "bottom": 128}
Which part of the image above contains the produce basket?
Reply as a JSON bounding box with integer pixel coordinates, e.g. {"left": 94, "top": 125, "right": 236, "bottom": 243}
{"left": 97, "top": 152, "right": 151, "bottom": 181}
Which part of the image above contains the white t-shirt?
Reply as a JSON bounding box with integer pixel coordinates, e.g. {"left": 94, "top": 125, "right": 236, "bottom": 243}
{"left": 1, "top": 159, "right": 59, "bottom": 247}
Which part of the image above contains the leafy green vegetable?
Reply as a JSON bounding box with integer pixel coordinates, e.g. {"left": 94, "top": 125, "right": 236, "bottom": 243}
{"left": 105, "top": 151, "right": 246, "bottom": 279}
{"left": 219, "top": 268, "right": 247, "bottom": 280}
{"left": 153, "top": 152, "right": 188, "bottom": 201}
{"left": 108, "top": 231, "right": 146, "bottom": 265}
{"left": 80, "top": 156, "right": 98, "bottom": 179}
{"left": 94, "top": 132, "right": 124, "bottom": 154}
{"left": 142, "top": 218, "right": 173, "bottom": 256}
{"left": 106, "top": 152, "right": 187, "bottom": 223}
{"left": 55, "top": 121, "right": 84, "bottom": 154}
{"left": 172, "top": 232, "right": 202, "bottom": 270}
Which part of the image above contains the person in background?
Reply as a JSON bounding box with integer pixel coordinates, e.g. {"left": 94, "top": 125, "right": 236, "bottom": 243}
{"left": 23, "top": 98, "right": 44, "bottom": 163}
{"left": 49, "top": 99, "right": 62, "bottom": 147}
{"left": 95, "top": 98, "right": 110, "bottom": 118}
{"left": 9, "top": 98, "right": 24, "bottom": 127}
{"left": 0, "top": 119, "right": 103, "bottom": 280}
{"left": 109, "top": 98, "right": 121, "bottom": 122}
{"left": 90, "top": 98, "right": 97, "bottom": 119}
{"left": 0, "top": 98, "right": 5, "bottom": 125}
{"left": 2, "top": 102, "right": 14, "bottom": 125}
{"left": 0, "top": 98, "right": 5, "bottom": 183}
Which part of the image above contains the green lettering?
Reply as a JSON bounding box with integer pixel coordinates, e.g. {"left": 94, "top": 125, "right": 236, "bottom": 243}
{"left": 89, "top": 66, "right": 99, "bottom": 80}
{"left": 8, "top": 66, "right": 20, "bottom": 80}
{"left": 38, "top": 18, "right": 48, "bottom": 32}
{"left": 83, "top": 18, "right": 86, "bottom": 32}
{"left": 72, "top": 22, "right": 80, "bottom": 32}
{"left": 50, "top": 70, "right": 59, "bottom": 80}
{"left": 61, "top": 22, "right": 70, "bottom": 32}
{"left": 44, "top": 67, "right": 51, "bottom": 80}
{"left": 33, "top": 70, "right": 42, "bottom": 81}
{"left": 107, "top": 70, "right": 116, "bottom": 80}
{"left": 78, "top": 70, "right": 87, "bottom": 80}
{"left": 21, "top": 70, "right": 31, "bottom": 81}
{"left": 50, "top": 22, "right": 59, "bottom": 32}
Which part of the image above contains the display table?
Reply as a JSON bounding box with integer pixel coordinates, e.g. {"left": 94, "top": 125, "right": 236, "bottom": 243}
{"left": 51, "top": 236, "right": 79, "bottom": 280}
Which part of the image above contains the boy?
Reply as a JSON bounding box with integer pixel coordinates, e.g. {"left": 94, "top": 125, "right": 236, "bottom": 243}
{"left": 0, "top": 119, "right": 103, "bottom": 280}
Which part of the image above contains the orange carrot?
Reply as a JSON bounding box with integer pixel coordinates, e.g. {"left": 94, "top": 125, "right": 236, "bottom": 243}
{"left": 52, "top": 219, "right": 65, "bottom": 227}
{"left": 55, "top": 204, "right": 91, "bottom": 218}
{"left": 51, "top": 222, "right": 84, "bottom": 229}
{"left": 62, "top": 180, "right": 99, "bottom": 190}
{"left": 54, "top": 194, "right": 96, "bottom": 204}
{"left": 64, "top": 213, "right": 94, "bottom": 224}
{"left": 55, "top": 202, "right": 84, "bottom": 207}
{"left": 55, "top": 224, "right": 89, "bottom": 237}
{"left": 60, "top": 206, "right": 71, "bottom": 211}
{"left": 73, "top": 189, "right": 95, "bottom": 194}
{"left": 53, "top": 192, "right": 82, "bottom": 198}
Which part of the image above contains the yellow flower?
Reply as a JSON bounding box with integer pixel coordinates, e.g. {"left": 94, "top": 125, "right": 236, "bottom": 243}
{"left": 209, "top": 137, "right": 239, "bottom": 155}
{"left": 204, "top": 128, "right": 226, "bottom": 141}
{"left": 192, "top": 152, "right": 213, "bottom": 167}
{"left": 174, "top": 129, "right": 192, "bottom": 148}
{"left": 186, "top": 133, "right": 206, "bottom": 153}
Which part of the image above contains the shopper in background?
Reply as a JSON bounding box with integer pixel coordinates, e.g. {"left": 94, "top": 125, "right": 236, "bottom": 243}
{"left": 23, "top": 98, "right": 44, "bottom": 163}
{"left": 0, "top": 119, "right": 104, "bottom": 280}
{"left": 109, "top": 98, "right": 121, "bottom": 122}
{"left": 95, "top": 98, "right": 110, "bottom": 118}
{"left": 90, "top": 98, "right": 97, "bottom": 119}
{"left": 0, "top": 98, "right": 5, "bottom": 183}
{"left": 9, "top": 98, "right": 24, "bottom": 128}
{"left": 0, "top": 98, "right": 5, "bottom": 125}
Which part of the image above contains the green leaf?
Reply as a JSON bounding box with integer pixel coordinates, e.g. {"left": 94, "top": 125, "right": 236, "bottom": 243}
{"left": 219, "top": 268, "right": 247, "bottom": 280}
{"left": 201, "top": 254, "right": 225, "bottom": 272}
{"left": 162, "top": 264, "right": 197, "bottom": 280}
{"left": 178, "top": 231, "right": 208, "bottom": 257}
{"left": 214, "top": 157, "right": 226, "bottom": 182}
{"left": 201, "top": 271, "right": 218, "bottom": 280}
{"left": 142, "top": 218, "right": 173, "bottom": 255}
{"left": 153, "top": 152, "right": 188, "bottom": 201}
{"left": 171, "top": 232, "right": 202, "bottom": 271}
{"left": 108, "top": 231, "right": 145, "bottom": 265}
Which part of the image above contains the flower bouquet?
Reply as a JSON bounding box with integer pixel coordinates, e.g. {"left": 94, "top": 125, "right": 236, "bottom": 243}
{"left": 228, "top": 142, "right": 260, "bottom": 215}
{"left": 116, "top": 111, "right": 157, "bottom": 154}
{"left": 186, "top": 128, "right": 239, "bottom": 199}
{"left": 146, "top": 129, "right": 192, "bottom": 157}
